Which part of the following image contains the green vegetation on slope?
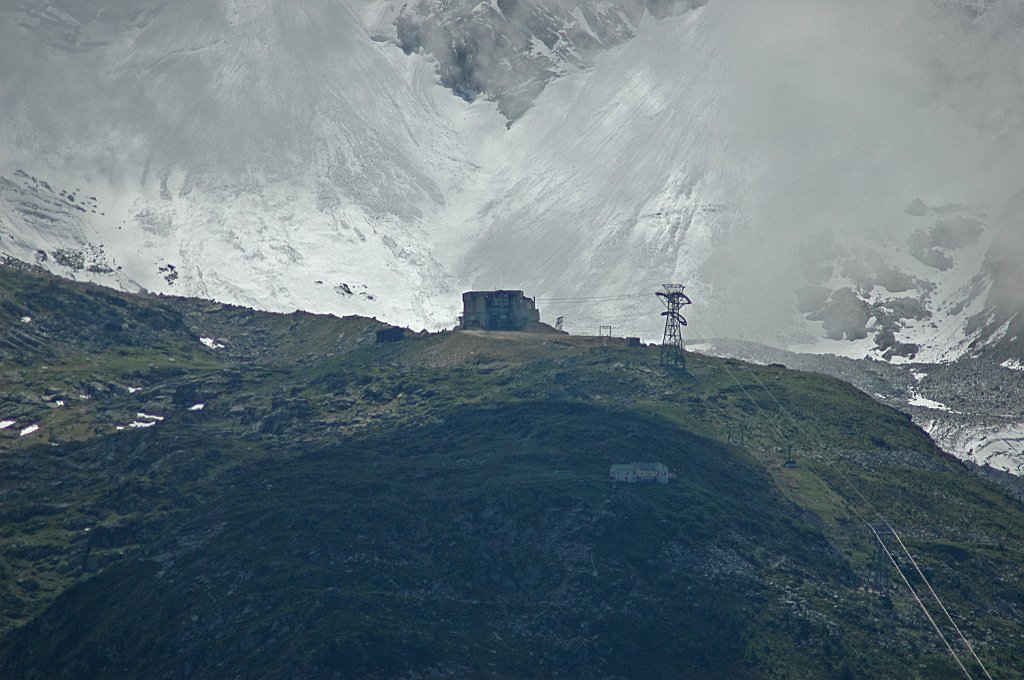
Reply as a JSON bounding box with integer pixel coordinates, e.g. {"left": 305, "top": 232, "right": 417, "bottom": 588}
{"left": 1, "top": 262, "right": 1022, "bottom": 678}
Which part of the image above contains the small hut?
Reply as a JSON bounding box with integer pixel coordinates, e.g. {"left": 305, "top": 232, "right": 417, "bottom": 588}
{"left": 375, "top": 326, "right": 405, "bottom": 344}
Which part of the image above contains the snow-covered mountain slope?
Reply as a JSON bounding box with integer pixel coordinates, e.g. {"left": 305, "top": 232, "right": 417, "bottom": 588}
{"left": 901, "top": 359, "right": 1024, "bottom": 475}
{"left": 1, "top": 0, "right": 1022, "bottom": 363}
{"left": 444, "top": 0, "right": 1024, "bottom": 361}
{"left": 0, "top": 0, "right": 494, "bottom": 324}
{"left": 922, "top": 419, "right": 1024, "bottom": 475}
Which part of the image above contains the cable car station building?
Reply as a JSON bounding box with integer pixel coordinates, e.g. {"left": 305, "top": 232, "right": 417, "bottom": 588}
{"left": 459, "top": 290, "right": 541, "bottom": 331}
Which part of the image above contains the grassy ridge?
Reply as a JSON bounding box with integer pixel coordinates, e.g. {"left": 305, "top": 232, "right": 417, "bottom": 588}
{"left": 1, "top": 262, "right": 1022, "bottom": 678}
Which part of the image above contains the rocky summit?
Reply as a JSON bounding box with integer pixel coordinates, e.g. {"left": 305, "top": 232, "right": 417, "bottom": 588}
{"left": 1, "top": 261, "right": 1023, "bottom": 678}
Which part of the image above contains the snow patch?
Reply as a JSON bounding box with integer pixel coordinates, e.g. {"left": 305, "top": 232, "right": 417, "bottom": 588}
{"left": 188, "top": 403, "right": 205, "bottom": 411}
{"left": 200, "top": 337, "right": 225, "bottom": 350}
{"left": 923, "top": 419, "right": 1024, "bottom": 475}
{"left": 123, "top": 412, "right": 165, "bottom": 429}
{"left": 127, "top": 386, "right": 141, "bottom": 394}
{"left": 19, "top": 424, "right": 39, "bottom": 436}
{"left": 0, "top": 419, "right": 15, "bottom": 429}
{"left": 20, "top": 316, "right": 31, "bottom": 323}
{"left": 911, "top": 371, "right": 927, "bottom": 381}
{"left": 1001, "top": 359, "right": 1024, "bottom": 371}
{"left": 907, "top": 394, "right": 953, "bottom": 412}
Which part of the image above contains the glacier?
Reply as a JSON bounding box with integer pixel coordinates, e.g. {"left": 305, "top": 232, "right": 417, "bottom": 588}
{"left": 0, "top": 0, "right": 494, "bottom": 325}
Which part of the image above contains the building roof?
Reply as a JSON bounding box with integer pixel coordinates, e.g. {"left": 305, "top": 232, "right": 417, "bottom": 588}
{"left": 610, "top": 462, "right": 668, "bottom": 471}
{"left": 463, "top": 289, "right": 530, "bottom": 297}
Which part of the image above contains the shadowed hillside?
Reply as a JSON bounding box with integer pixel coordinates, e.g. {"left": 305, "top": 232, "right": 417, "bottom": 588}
{"left": 1, "top": 261, "right": 1022, "bottom": 678}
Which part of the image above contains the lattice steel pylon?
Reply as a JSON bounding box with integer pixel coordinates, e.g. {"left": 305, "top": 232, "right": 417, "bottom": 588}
{"left": 868, "top": 523, "right": 893, "bottom": 596}
{"left": 657, "top": 284, "right": 692, "bottom": 366}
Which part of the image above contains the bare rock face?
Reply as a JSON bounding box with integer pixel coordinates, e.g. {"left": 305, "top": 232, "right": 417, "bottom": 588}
{"left": 807, "top": 288, "right": 870, "bottom": 341}
{"left": 382, "top": 0, "right": 706, "bottom": 120}
{"left": 908, "top": 217, "right": 983, "bottom": 271}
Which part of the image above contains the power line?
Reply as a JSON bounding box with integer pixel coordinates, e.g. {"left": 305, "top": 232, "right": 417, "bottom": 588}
{"left": 719, "top": 334, "right": 993, "bottom": 677}
{"left": 888, "top": 526, "right": 994, "bottom": 680}
{"left": 708, "top": 351, "right": 800, "bottom": 451}
{"left": 536, "top": 292, "right": 652, "bottom": 302}
{"left": 542, "top": 295, "right": 663, "bottom": 338}
{"left": 697, "top": 315, "right": 991, "bottom": 677}
{"left": 870, "top": 526, "right": 974, "bottom": 680}
{"left": 619, "top": 294, "right": 991, "bottom": 675}
{"left": 692, "top": 331, "right": 954, "bottom": 669}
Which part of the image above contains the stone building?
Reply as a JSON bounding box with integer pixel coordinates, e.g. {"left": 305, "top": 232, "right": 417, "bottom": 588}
{"left": 459, "top": 290, "right": 541, "bottom": 331}
{"left": 609, "top": 462, "right": 671, "bottom": 484}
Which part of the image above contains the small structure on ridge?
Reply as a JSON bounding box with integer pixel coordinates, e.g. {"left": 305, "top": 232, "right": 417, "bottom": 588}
{"left": 375, "top": 326, "right": 405, "bottom": 343}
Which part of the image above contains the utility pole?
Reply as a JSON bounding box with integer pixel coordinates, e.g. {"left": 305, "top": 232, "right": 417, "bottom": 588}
{"left": 657, "top": 284, "right": 692, "bottom": 367}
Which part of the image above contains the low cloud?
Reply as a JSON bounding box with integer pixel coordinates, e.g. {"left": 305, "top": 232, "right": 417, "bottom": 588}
{"left": 700, "top": 0, "right": 1024, "bottom": 338}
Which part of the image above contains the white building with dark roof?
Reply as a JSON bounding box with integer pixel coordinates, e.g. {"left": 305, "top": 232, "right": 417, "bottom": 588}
{"left": 609, "top": 462, "right": 670, "bottom": 484}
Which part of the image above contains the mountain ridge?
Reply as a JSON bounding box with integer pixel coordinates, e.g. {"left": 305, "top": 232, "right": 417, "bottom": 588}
{"left": 1, "top": 260, "right": 1024, "bottom": 677}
